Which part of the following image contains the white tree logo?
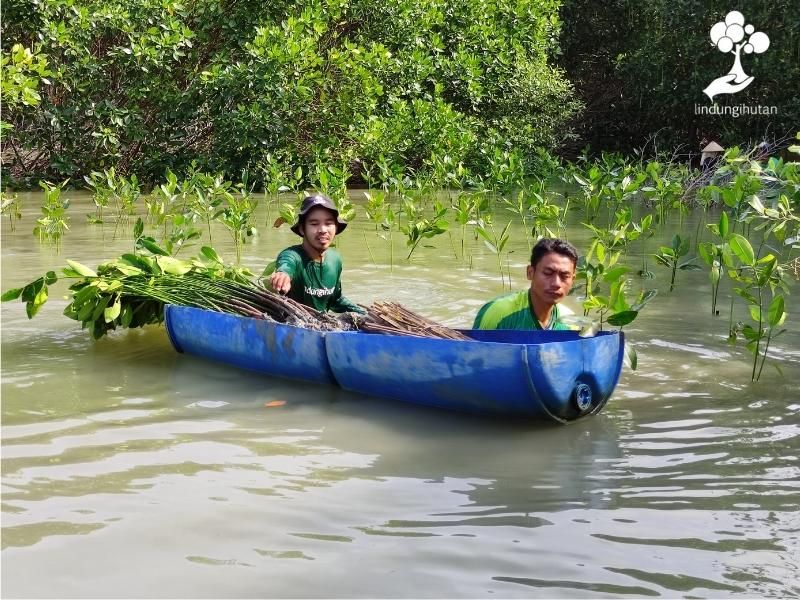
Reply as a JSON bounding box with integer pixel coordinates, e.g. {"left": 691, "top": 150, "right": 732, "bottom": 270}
{"left": 703, "top": 10, "right": 770, "bottom": 101}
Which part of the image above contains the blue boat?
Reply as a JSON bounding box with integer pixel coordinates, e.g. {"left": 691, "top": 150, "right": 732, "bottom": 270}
{"left": 164, "top": 305, "right": 336, "bottom": 385}
{"left": 325, "top": 329, "right": 624, "bottom": 422}
{"left": 164, "top": 305, "right": 625, "bottom": 422}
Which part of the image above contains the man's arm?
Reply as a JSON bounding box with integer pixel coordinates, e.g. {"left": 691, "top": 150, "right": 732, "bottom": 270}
{"left": 269, "top": 249, "right": 300, "bottom": 294}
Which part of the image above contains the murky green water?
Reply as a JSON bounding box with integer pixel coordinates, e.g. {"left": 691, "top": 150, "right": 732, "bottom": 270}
{"left": 2, "top": 191, "right": 799, "bottom": 598}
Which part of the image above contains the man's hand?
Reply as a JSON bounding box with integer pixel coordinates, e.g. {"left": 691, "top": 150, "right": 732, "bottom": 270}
{"left": 269, "top": 271, "right": 292, "bottom": 294}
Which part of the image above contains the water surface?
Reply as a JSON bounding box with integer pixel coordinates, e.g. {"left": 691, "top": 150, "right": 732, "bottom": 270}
{"left": 2, "top": 192, "right": 799, "bottom": 598}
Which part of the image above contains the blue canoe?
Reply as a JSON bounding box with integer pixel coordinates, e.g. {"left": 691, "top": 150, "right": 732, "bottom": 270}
{"left": 164, "top": 305, "right": 625, "bottom": 422}
{"left": 164, "top": 305, "right": 335, "bottom": 385}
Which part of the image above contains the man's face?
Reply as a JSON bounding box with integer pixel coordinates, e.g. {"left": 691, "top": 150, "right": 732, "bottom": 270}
{"left": 300, "top": 207, "right": 338, "bottom": 255}
{"left": 527, "top": 252, "right": 576, "bottom": 307}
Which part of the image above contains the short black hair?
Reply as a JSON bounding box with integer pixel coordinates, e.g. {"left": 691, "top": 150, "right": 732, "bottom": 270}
{"left": 530, "top": 238, "right": 578, "bottom": 269}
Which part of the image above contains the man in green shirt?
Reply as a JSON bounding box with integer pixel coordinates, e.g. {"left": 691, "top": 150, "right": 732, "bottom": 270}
{"left": 268, "top": 194, "right": 365, "bottom": 314}
{"left": 473, "top": 238, "right": 578, "bottom": 331}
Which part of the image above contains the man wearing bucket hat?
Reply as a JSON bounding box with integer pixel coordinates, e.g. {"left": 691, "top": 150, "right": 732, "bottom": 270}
{"left": 268, "top": 193, "right": 365, "bottom": 314}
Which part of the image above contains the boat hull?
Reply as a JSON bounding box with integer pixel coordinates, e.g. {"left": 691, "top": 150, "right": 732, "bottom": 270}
{"left": 164, "top": 306, "right": 625, "bottom": 421}
{"left": 325, "top": 329, "right": 624, "bottom": 422}
{"left": 164, "top": 305, "right": 335, "bottom": 385}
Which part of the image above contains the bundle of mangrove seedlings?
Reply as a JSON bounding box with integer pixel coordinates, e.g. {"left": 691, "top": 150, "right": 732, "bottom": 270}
{"left": 361, "top": 302, "right": 471, "bottom": 341}
{"left": 2, "top": 246, "right": 466, "bottom": 341}
{"left": 1, "top": 246, "right": 350, "bottom": 339}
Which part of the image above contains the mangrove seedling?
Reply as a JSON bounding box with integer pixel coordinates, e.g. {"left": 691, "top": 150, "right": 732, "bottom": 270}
{"left": 452, "top": 193, "right": 478, "bottom": 262}
{"left": 699, "top": 211, "right": 735, "bottom": 316}
{"left": 475, "top": 217, "right": 511, "bottom": 288}
{"left": 260, "top": 153, "right": 286, "bottom": 197}
{"left": 642, "top": 161, "right": 684, "bottom": 225}
{"left": 401, "top": 200, "right": 448, "bottom": 260}
{"left": 572, "top": 165, "right": 608, "bottom": 222}
{"left": 34, "top": 179, "right": 70, "bottom": 249}
{"left": 726, "top": 234, "right": 790, "bottom": 381}
{"left": 83, "top": 171, "right": 111, "bottom": 224}
{"left": 218, "top": 194, "right": 258, "bottom": 264}
{"left": 653, "top": 234, "right": 702, "bottom": 291}
{"left": 1, "top": 191, "right": 22, "bottom": 230}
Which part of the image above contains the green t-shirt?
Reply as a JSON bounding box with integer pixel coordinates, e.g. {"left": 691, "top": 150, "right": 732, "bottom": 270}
{"left": 472, "top": 289, "right": 574, "bottom": 331}
{"left": 275, "top": 245, "right": 364, "bottom": 314}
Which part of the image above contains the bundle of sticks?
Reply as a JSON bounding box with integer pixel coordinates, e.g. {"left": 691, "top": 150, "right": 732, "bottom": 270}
{"left": 253, "top": 291, "right": 469, "bottom": 340}
{"left": 360, "top": 301, "right": 471, "bottom": 340}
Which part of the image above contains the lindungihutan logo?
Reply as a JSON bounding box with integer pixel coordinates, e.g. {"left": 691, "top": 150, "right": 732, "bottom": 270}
{"left": 703, "top": 10, "right": 770, "bottom": 101}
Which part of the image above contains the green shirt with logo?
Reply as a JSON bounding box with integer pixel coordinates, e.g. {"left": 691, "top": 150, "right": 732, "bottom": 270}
{"left": 275, "top": 245, "right": 364, "bottom": 314}
{"left": 473, "top": 289, "right": 574, "bottom": 331}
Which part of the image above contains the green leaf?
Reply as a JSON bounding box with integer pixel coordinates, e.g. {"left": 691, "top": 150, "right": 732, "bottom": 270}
{"left": 734, "top": 288, "right": 758, "bottom": 304}
{"left": 573, "top": 174, "right": 589, "bottom": 186}
{"left": 747, "top": 195, "right": 765, "bottom": 214}
{"left": 719, "top": 212, "right": 729, "bottom": 239}
{"left": 602, "top": 266, "right": 629, "bottom": 283}
{"left": 66, "top": 260, "right": 97, "bottom": 277}
{"left": 767, "top": 295, "right": 785, "bottom": 327}
{"left": 260, "top": 260, "right": 277, "bottom": 278}
{"left": 653, "top": 254, "right": 671, "bottom": 267}
{"left": 120, "top": 303, "right": 133, "bottom": 327}
{"left": 120, "top": 253, "right": 154, "bottom": 272}
{"left": 1, "top": 287, "right": 23, "bottom": 302}
{"left": 607, "top": 310, "right": 638, "bottom": 327}
{"left": 201, "top": 246, "right": 222, "bottom": 263}
{"left": 91, "top": 295, "right": 112, "bottom": 322}
{"left": 728, "top": 234, "right": 755, "bottom": 265}
{"left": 475, "top": 226, "right": 493, "bottom": 244}
{"left": 21, "top": 279, "right": 44, "bottom": 302}
{"left": 26, "top": 287, "right": 48, "bottom": 318}
{"left": 72, "top": 283, "right": 99, "bottom": 306}
{"left": 595, "top": 242, "right": 606, "bottom": 263}
{"left": 749, "top": 305, "right": 762, "bottom": 323}
{"left": 136, "top": 237, "right": 170, "bottom": 256}
{"left": 698, "top": 242, "right": 715, "bottom": 265}
{"left": 676, "top": 235, "right": 690, "bottom": 257}
{"left": 113, "top": 264, "right": 144, "bottom": 276}
{"left": 104, "top": 296, "right": 121, "bottom": 322}
{"left": 133, "top": 217, "right": 144, "bottom": 239}
{"left": 156, "top": 256, "right": 192, "bottom": 275}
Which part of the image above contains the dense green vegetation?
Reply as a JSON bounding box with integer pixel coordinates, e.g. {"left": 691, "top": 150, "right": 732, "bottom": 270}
{"left": 2, "top": 0, "right": 579, "bottom": 186}
{"left": 3, "top": 0, "right": 798, "bottom": 188}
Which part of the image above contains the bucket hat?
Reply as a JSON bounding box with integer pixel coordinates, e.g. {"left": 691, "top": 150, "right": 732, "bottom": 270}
{"left": 290, "top": 194, "right": 348, "bottom": 236}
